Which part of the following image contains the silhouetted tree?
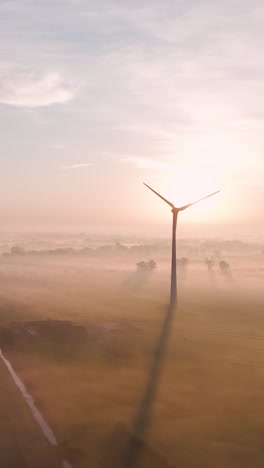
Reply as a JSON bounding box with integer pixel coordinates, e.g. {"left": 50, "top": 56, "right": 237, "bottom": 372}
{"left": 219, "top": 260, "right": 232, "bottom": 280}
{"left": 178, "top": 257, "right": 189, "bottom": 268}
{"left": 136, "top": 260, "right": 156, "bottom": 271}
{"left": 205, "top": 257, "right": 215, "bottom": 271}
{"left": 219, "top": 260, "right": 230, "bottom": 271}
{"left": 11, "top": 245, "right": 25, "bottom": 255}
{"left": 148, "top": 260, "right": 157, "bottom": 270}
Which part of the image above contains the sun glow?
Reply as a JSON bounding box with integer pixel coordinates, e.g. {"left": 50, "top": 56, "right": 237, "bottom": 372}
{"left": 168, "top": 168, "right": 220, "bottom": 202}
{"left": 143, "top": 167, "right": 225, "bottom": 225}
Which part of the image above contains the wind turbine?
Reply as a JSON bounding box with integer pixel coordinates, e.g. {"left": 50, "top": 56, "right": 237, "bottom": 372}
{"left": 144, "top": 183, "right": 220, "bottom": 309}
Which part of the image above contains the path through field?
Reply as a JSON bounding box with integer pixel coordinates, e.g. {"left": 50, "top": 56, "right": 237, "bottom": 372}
{"left": 0, "top": 355, "right": 61, "bottom": 468}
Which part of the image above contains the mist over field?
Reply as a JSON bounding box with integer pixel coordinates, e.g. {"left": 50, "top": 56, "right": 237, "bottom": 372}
{"left": 0, "top": 232, "right": 263, "bottom": 467}
{"left": 2, "top": 0, "right": 264, "bottom": 466}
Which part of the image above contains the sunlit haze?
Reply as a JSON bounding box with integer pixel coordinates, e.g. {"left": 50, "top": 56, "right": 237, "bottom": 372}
{"left": 1, "top": 0, "right": 263, "bottom": 238}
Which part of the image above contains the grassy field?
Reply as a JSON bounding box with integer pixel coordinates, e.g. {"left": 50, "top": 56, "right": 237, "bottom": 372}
{"left": 0, "top": 255, "right": 264, "bottom": 467}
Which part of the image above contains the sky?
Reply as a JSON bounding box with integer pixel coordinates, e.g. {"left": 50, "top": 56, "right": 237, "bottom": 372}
{"left": 1, "top": 0, "right": 264, "bottom": 237}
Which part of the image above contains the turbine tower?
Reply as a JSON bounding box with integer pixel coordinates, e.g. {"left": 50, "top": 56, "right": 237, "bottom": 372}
{"left": 144, "top": 183, "right": 220, "bottom": 309}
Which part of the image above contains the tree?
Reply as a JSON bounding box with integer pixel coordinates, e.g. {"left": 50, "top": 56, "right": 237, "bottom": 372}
{"left": 219, "top": 260, "right": 230, "bottom": 271}
{"left": 205, "top": 257, "right": 215, "bottom": 271}
{"left": 148, "top": 260, "right": 157, "bottom": 270}
{"left": 11, "top": 245, "right": 25, "bottom": 255}
{"left": 219, "top": 260, "right": 232, "bottom": 278}
{"left": 178, "top": 257, "right": 189, "bottom": 268}
{"left": 136, "top": 260, "right": 156, "bottom": 271}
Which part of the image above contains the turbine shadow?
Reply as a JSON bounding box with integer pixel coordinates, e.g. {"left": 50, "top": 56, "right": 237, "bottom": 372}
{"left": 121, "top": 302, "right": 176, "bottom": 468}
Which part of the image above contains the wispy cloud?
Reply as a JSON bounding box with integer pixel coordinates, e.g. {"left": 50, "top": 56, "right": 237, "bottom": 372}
{"left": 120, "top": 156, "right": 171, "bottom": 170}
{"left": 59, "top": 163, "right": 95, "bottom": 170}
{"left": 50, "top": 143, "right": 66, "bottom": 150}
{"left": 0, "top": 0, "right": 263, "bottom": 232}
{"left": 0, "top": 68, "right": 77, "bottom": 108}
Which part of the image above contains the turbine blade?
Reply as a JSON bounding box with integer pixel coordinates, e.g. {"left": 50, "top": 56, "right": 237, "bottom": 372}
{"left": 143, "top": 183, "right": 174, "bottom": 208}
{"left": 179, "top": 190, "right": 220, "bottom": 211}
